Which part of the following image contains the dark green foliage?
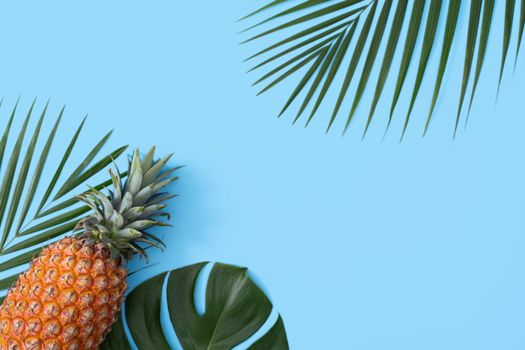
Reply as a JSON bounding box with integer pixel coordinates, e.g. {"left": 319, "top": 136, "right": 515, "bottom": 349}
{"left": 102, "top": 262, "right": 289, "bottom": 350}
{"left": 0, "top": 99, "right": 127, "bottom": 299}
{"left": 242, "top": 0, "right": 524, "bottom": 138}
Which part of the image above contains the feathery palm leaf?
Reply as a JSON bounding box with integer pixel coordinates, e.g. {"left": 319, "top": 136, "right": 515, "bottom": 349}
{"left": 0, "top": 100, "right": 128, "bottom": 301}
{"left": 242, "top": 0, "right": 524, "bottom": 138}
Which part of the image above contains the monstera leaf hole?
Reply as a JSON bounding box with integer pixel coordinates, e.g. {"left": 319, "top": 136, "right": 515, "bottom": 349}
{"left": 102, "top": 262, "right": 289, "bottom": 350}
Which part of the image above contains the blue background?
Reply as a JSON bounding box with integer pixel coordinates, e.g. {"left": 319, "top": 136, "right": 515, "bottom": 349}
{"left": 1, "top": 1, "right": 525, "bottom": 349}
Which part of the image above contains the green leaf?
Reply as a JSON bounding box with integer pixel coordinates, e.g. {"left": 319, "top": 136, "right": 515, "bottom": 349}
{"left": 102, "top": 262, "right": 289, "bottom": 350}
{"left": 2, "top": 221, "right": 77, "bottom": 255}
{"left": 253, "top": 38, "right": 334, "bottom": 86}
{"left": 241, "top": 0, "right": 292, "bottom": 21}
{"left": 35, "top": 116, "right": 86, "bottom": 215}
{"left": 250, "top": 316, "right": 289, "bottom": 350}
{"left": 0, "top": 247, "right": 42, "bottom": 271}
{"left": 400, "top": 0, "right": 443, "bottom": 139}
{"left": 257, "top": 48, "right": 326, "bottom": 95}
{"left": 248, "top": 25, "right": 346, "bottom": 72}
{"left": 16, "top": 103, "right": 62, "bottom": 233}
{"left": 345, "top": 0, "right": 393, "bottom": 134}
{"left": 425, "top": 0, "right": 462, "bottom": 134}
{"left": 278, "top": 46, "right": 330, "bottom": 117}
{"left": 244, "top": 1, "right": 366, "bottom": 43}
{"left": 37, "top": 173, "right": 126, "bottom": 218}
{"left": 500, "top": 0, "right": 516, "bottom": 87}
{"left": 243, "top": 0, "right": 334, "bottom": 32}
{"left": 467, "top": 0, "right": 496, "bottom": 117}
{"left": 0, "top": 100, "right": 127, "bottom": 296}
{"left": 328, "top": 1, "right": 378, "bottom": 132}
{"left": 242, "top": 0, "right": 524, "bottom": 137}
{"left": 17, "top": 206, "right": 90, "bottom": 237}
{"left": 306, "top": 23, "right": 357, "bottom": 126}
{"left": 363, "top": 0, "right": 408, "bottom": 135}
{"left": 0, "top": 99, "right": 34, "bottom": 249}
{"left": 0, "top": 274, "right": 18, "bottom": 291}
{"left": 517, "top": 0, "right": 525, "bottom": 59}
{"left": 388, "top": 0, "right": 425, "bottom": 123}
{"left": 245, "top": 17, "right": 351, "bottom": 61}
{"left": 59, "top": 145, "right": 128, "bottom": 197}
{"left": 2, "top": 102, "right": 46, "bottom": 244}
{"left": 53, "top": 130, "right": 114, "bottom": 199}
{"left": 0, "top": 98, "right": 12, "bottom": 170}
{"left": 293, "top": 33, "right": 345, "bottom": 122}
{"left": 455, "top": 0, "right": 482, "bottom": 136}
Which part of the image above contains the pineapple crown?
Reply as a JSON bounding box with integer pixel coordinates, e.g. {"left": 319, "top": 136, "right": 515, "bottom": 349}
{"left": 76, "top": 147, "right": 178, "bottom": 260}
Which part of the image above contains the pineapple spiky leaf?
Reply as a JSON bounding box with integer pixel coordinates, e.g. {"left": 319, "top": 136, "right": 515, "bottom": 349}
{"left": 75, "top": 147, "right": 177, "bottom": 260}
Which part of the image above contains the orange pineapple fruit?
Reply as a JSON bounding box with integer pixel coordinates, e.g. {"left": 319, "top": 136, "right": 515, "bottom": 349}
{"left": 0, "top": 148, "right": 177, "bottom": 349}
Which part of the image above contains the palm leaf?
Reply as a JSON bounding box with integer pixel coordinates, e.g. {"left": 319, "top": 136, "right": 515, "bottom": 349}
{"left": 364, "top": 0, "right": 408, "bottom": 135}
{"left": 401, "top": 0, "right": 443, "bottom": 139}
{"left": 307, "top": 22, "right": 357, "bottom": 126}
{"left": 468, "top": 0, "right": 495, "bottom": 115}
{"left": 455, "top": 0, "right": 482, "bottom": 135}
{"left": 102, "top": 262, "right": 289, "bottom": 350}
{"left": 425, "top": 0, "right": 461, "bottom": 134}
{"left": 500, "top": 0, "right": 516, "bottom": 88}
{"left": 517, "top": 0, "right": 525, "bottom": 59}
{"left": 388, "top": 0, "right": 425, "bottom": 126}
{"left": 346, "top": 0, "right": 393, "bottom": 134}
{"left": 0, "top": 100, "right": 128, "bottom": 300}
{"left": 293, "top": 33, "right": 344, "bottom": 122}
{"left": 242, "top": 0, "right": 525, "bottom": 138}
{"left": 329, "top": 1, "right": 378, "bottom": 132}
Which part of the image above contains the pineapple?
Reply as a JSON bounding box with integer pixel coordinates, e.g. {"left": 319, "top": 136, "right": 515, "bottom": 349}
{"left": 0, "top": 147, "right": 177, "bottom": 349}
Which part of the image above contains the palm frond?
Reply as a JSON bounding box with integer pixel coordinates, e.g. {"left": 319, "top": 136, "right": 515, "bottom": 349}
{"left": 467, "top": 0, "right": 494, "bottom": 119}
{"left": 242, "top": 0, "right": 525, "bottom": 138}
{"left": 500, "top": 0, "right": 516, "bottom": 86}
{"left": 455, "top": 0, "right": 482, "bottom": 135}
{"left": 517, "top": 0, "right": 525, "bottom": 60}
{"left": 0, "top": 99, "right": 128, "bottom": 300}
{"left": 424, "top": 0, "right": 460, "bottom": 134}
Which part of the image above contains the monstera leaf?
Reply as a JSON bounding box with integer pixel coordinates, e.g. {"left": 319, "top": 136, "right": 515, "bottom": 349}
{"left": 102, "top": 262, "right": 289, "bottom": 350}
{"left": 0, "top": 98, "right": 127, "bottom": 301}
{"left": 241, "top": 0, "right": 525, "bottom": 138}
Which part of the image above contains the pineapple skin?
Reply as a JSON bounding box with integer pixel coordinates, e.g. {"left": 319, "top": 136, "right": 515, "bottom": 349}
{"left": 0, "top": 237, "right": 127, "bottom": 350}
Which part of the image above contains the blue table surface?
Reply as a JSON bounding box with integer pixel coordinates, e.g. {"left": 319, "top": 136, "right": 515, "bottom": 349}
{"left": 1, "top": 1, "right": 525, "bottom": 349}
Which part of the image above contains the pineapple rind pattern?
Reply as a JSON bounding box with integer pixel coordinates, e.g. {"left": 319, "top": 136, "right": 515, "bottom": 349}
{"left": 0, "top": 237, "right": 127, "bottom": 349}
